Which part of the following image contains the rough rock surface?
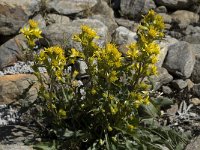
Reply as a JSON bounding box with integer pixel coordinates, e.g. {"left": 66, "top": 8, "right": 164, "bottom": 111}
{"left": 120, "top": 0, "right": 147, "bottom": 19}
{"left": 185, "top": 135, "right": 200, "bottom": 150}
{"left": 46, "top": 14, "right": 71, "bottom": 25}
{"left": 150, "top": 67, "right": 173, "bottom": 90}
{"left": 0, "top": 74, "right": 39, "bottom": 105}
{"left": 0, "top": 0, "right": 41, "bottom": 35}
{"left": 157, "top": 36, "right": 178, "bottom": 67}
{"left": 46, "top": 0, "right": 98, "bottom": 15}
{"left": 44, "top": 19, "right": 109, "bottom": 49}
{"left": 0, "top": 35, "right": 26, "bottom": 70}
{"left": 191, "top": 55, "right": 200, "bottom": 83}
{"left": 163, "top": 41, "right": 195, "bottom": 78}
{"left": 154, "top": 0, "right": 195, "bottom": 9}
{"left": 171, "top": 10, "right": 199, "bottom": 28}
{"left": 192, "top": 83, "right": 200, "bottom": 98}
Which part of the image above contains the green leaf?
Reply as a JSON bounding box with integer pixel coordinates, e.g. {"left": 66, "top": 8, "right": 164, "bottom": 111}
{"left": 139, "top": 102, "right": 159, "bottom": 118}
{"left": 152, "top": 96, "right": 173, "bottom": 107}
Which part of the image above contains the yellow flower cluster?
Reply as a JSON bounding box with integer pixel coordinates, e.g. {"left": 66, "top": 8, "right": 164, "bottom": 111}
{"left": 127, "top": 10, "right": 164, "bottom": 76}
{"left": 20, "top": 19, "right": 42, "bottom": 48}
{"left": 96, "top": 43, "right": 122, "bottom": 83}
{"left": 36, "top": 46, "right": 66, "bottom": 80}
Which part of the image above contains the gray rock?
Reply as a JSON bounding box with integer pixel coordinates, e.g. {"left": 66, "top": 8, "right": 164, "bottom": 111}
{"left": 89, "top": 0, "right": 117, "bottom": 34}
{"left": 163, "top": 41, "right": 195, "bottom": 78}
{"left": 46, "top": 0, "right": 98, "bottom": 15}
{"left": 171, "top": 10, "right": 199, "bottom": 28}
{"left": 171, "top": 79, "right": 188, "bottom": 90}
{"left": 112, "top": 26, "right": 137, "bottom": 54}
{"left": 46, "top": 14, "right": 71, "bottom": 25}
{"left": 192, "top": 83, "right": 200, "bottom": 98}
{"left": 159, "top": 13, "right": 172, "bottom": 24}
{"left": 44, "top": 19, "right": 109, "bottom": 49}
{"left": 154, "top": 0, "right": 195, "bottom": 9}
{"left": 0, "top": 74, "right": 39, "bottom": 105}
{"left": 189, "top": 44, "right": 200, "bottom": 56}
{"left": 182, "top": 34, "right": 200, "bottom": 44}
{"left": 150, "top": 67, "right": 173, "bottom": 91}
{"left": 0, "top": 34, "right": 27, "bottom": 70}
{"left": 91, "top": 0, "right": 114, "bottom": 18}
{"left": 162, "top": 85, "right": 173, "bottom": 95}
{"left": 185, "top": 135, "right": 200, "bottom": 150}
{"left": 168, "top": 31, "right": 183, "bottom": 39}
{"left": 156, "top": 36, "right": 178, "bottom": 67}
{"left": 184, "top": 25, "right": 200, "bottom": 35}
{"left": 89, "top": 15, "right": 117, "bottom": 36}
{"left": 156, "top": 6, "right": 167, "bottom": 13}
{"left": 115, "top": 18, "right": 137, "bottom": 31}
{"left": 143, "top": 0, "right": 156, "bottom": 14}
{"left": 0, "top": 0, "right": 41, "bottom": 35}
{"left": 120, "top": 0, "right": 144, "bottom": 19}
{"left": 191, "top": 55, "right": 200, "bottom": 83}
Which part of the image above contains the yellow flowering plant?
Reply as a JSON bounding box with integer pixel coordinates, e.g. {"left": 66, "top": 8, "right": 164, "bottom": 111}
{"left": 21, "top": 11, "right": 188, "bottom": 150}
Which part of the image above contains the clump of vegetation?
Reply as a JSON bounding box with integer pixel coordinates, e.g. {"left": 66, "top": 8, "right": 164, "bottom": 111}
{"left": 21, "top": 10, "right": 188, "bottom": 150}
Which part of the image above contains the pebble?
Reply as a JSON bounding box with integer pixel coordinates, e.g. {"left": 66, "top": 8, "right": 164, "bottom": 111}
{"left": 0, "top": 105, "right": 19, "bottom": 126}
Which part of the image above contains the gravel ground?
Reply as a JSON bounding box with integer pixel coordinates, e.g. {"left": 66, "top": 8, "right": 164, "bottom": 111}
{"left": 0, "top": 105, "right": 19, "bottom": 126}
{"left": 0, "top": 61, "right": 46, "bottom": 76}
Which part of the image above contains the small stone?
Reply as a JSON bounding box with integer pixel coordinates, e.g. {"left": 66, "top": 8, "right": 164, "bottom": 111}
{"left": 190, "top": 98, "right": 200, "bottom": 106}
{"left": 162, "top": 86, "right": 173, "bottom": 95}
{"left": 171, "top": 79, "right": 188, "bottom": 90}
{"left": 167, "top": 103, "right": 179, "bottom": 116}
{"left": 186, "top": 79, "right": 194, "bottom": 91}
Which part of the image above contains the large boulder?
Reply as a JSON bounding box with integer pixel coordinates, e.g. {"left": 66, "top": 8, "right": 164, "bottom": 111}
{"left": 0, "top": 0, "right": 41, "bottom": 36}
{"left": 154, "top": 0, "right": 196, "bottom": 9}
{"left": 120, "top": 0, "right": 156, "bottom": 19}
{"left": 43, "top": 19, "right": 109, "bottom": 49}
{"left": 156, "top": 36, "right": 178, "bottom": 67}
{"left": 46, "top": 0, "right": 98, "bottom": 15}
{"left": 0, "top": 74, "right": 39, "bottom": 105}
{"left": 0, "top": 35, "right": 27, "bottom": 70}
{"left": 89, "top": 0, "right": 117, "bottom": 34}
{"left": 163, "top": 41, "right": 195, "bottom": 78}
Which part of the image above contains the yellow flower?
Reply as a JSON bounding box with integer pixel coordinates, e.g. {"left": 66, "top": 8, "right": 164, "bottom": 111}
{"left": 27, "top": 40, "right": 35, "bottom": 47}
{"left": 126, "top": 43, "right": 139, "bottom": 59}
{"left": 150, "top": 55, "right": 158, "bottom": 64}
{"left": 148, "top": 26, "right": 158, "bottom": 38}
{"left": 127, "top": 124, "right": 135, "bottom": 130}
{"left": 108, "top": 71, "right": 118, "bottom": 83}
{"left": 81, "top": 25, "right": 98, "bottom": 39}
{"left": 32, "top": 28, "right": 42, "bottom": 38}
{"left": 108, "top": 125, "right": 113, "bottom": 132}
{"left": 58, "top": 109, "right": 67, "bottom": 118}
{"left": 72, "top": 70, "right": 79, "bottom": 78}
{"left": 20, "top": 27, "right": 31, "bottom": 37}
{"left": 71, "top": 48, "right": 80, "bottom": 57}
{"left": 29, "top": 19, "right": 39, "bottom": 28}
